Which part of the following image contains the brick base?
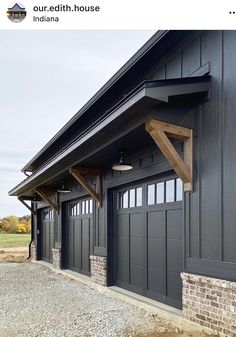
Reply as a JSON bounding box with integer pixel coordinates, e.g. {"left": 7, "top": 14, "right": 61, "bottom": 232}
{"left": 181, "top": 272, "right": 236, "bottom": 336}
{"left": 30, "top": 242, "right": 37, "bottom": 261}
{"left": 52, "top": 248, "right": 61, "bottom": 269}
{"left": 90, "top": 255, "right": 107, "bottom": 286}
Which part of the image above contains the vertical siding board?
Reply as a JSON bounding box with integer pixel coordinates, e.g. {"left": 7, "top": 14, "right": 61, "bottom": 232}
{"left": 182, "top": 37, "right": 201, "bottom": 77}
{"left": 166, "top": 53, "right": 182, "bottom": 79}
{"left": 222, "top": 31, "right": 236, "bottom": 263}
{"left": 153, "top": 65, "right": 166, "bottom": 80}
{"left": 184, "top": 193, "right": 190, "bottom": 261}
{"left": 33, "top": 211, "right": 38, "bottom": 247}
{"left": 198, "top": 106, "right": 202, "bottom": 259}
{"left": 188, "top": 108, "right": 200, "bottom": 259}
{"left": 95, "top": 203, "right": 99, "bottom": 247}
{"left": 219, "top": 31, "right": 224, "bottom": 261}
{"left": 197, "top": 31, "right": 221, "bottom": 260}
{"left": 98, "top": 206, "right": 105, "bottom": 247}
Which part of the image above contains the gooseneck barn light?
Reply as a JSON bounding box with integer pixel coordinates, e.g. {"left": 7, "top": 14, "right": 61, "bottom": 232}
{"left": 112, "top": 151, "right": 133, "bottom": 171}
{"left": 57, "top": 181, "right": 71, "bottom": 193}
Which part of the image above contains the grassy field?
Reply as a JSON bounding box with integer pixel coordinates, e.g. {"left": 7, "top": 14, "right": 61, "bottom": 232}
{"left": 0, "top": 234, "right": 31, "bottom": 248}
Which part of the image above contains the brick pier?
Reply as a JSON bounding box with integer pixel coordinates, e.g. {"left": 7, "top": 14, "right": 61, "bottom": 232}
{"left": 182, "top": 272, "right": 236, "bottom": 336}
{"left": 90, "top": 255, "right": 107, "bottom": 286}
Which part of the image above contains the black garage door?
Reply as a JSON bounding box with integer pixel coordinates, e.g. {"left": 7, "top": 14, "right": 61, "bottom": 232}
{"left": 113, "top": 176, "right": 183, "bottom": 309}
{"left": 66, "top": 197, "right": 94, "bottom": 275}
{"left": 41, "top": 208, "right": 54, "bottom": 263}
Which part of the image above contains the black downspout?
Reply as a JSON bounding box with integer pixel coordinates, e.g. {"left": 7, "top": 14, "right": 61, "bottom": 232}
{"left": 27, "top": 202, "right": 34, "bottom": 259}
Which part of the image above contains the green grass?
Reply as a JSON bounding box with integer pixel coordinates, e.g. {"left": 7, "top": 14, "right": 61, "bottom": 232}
{"left": 0, "top": 234, "right": 31, "bottom": 248}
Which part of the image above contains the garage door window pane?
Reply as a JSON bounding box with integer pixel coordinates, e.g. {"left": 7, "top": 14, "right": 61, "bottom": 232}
{"left": 176, "top": 178, "right": 183, "bottom": 201}
{"left": 148, "top": 184, "right": 155, "bottom": 205}
{"left": 156, "top": 182, "right": 164, "bottom": 204}
{"left": 129, "top": 189, "right": 135, "bottom": 208}
{"left": 123, "top": 191, "right": 128, "bottom": 208}
{"left": 166, "top": 179, "right": 175, "bottom": 202}
{"left": 85, "top": 200, "right": 89, "bottom": 214}
{"left": 82, "top": 201, "right": 85, "bottom": 214}
{"left": 136, "top": 187, "right": 142, "bottom": 207}
{"left": 89, "top": 199, "right": 93, "bottom": 213}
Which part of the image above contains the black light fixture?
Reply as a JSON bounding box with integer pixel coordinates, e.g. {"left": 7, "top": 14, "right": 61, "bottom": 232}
{"left": 112, "top": 151, "right": 133, "bottom": 171}
{"left": 57, "top": 181, "right": 71, "bottom": 193}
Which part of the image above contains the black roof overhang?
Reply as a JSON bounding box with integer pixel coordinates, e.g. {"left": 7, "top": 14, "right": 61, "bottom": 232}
{"left": 22, "top": 30, "right": 194, "bottom": 173}
{"left": 9, "top": 76, "right": 210, "bottom": 197}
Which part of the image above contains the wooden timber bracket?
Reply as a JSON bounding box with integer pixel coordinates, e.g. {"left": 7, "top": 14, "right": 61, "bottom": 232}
{"left": 35, "top": 186, "right": 59, "bottom": 212}
{"left": 145, "top": 119, "right": 193, "bottom": 192}
{"left": 18, "top": 197, "right": 37, "bottom": 216}
{"left": 69, "top": 166, "right": 102, "bottom": 206}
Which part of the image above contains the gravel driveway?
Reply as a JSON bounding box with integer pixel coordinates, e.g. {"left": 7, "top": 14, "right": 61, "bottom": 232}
{"left": 0, "top": 262, "right": 172, "bottom": 337}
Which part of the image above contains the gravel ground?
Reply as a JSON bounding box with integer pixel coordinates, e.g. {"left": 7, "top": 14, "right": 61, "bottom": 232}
{"left": 0, "top": 263, "right": 174, "bottom": 337}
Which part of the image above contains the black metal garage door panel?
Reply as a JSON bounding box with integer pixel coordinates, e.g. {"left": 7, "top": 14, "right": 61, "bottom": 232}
{"left": 147, "top": 210, "right": 165, "bottom": 296}
{"left": 66, "top": 197, "right": 93, "bottom": 276}
{"left": 166, "top": 208, "right": 183, "bottom": 305}
{"left": 116, "top": 214, "right": 129, "bottom": 286}
{"left": 130, "top": 212, "right": 145, "bottom": 293}
{"left": 114, "top": 176, "right": 183, "bottom": 309}
{"left": 41, "top": 208, "right": 54, "bottom": 263}
{"left": 81, "top": 218, "right": 91, "bottom": 272}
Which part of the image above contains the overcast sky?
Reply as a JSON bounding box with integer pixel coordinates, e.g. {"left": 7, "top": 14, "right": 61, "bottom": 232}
{"left": 0, "top": 30, "right": 155, "bottom": 217}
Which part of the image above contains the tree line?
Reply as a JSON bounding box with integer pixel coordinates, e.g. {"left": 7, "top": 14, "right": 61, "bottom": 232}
{"left": 0, "top": 215, "right": 31, "bottom": 234}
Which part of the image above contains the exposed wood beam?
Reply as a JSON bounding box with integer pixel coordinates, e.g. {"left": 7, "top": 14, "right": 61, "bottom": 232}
{"left": 145, "top": 119, "right": 193, "bottom": 192}
{"left": 71, "top": 166, "right": 100, "bottom": 176}
{"left": 18, "top": 197, "right": 36, "bottom": 216}
{"left": 19, "top": 195, "right": 41, "bottom": 201}
{"left": 69, "top": 167, "right": 101, "bottom": 205}
{"left": 35, "top": 186, "right": 57, "bottom": 192}
{"left": 146, "top": 119, "right": 191, "bottom": 140}
{"left": 148, "top": 129, "right": 191, "bottom": 183}
{"left": 35, "top": 187, "right": 58, "bottom": 212}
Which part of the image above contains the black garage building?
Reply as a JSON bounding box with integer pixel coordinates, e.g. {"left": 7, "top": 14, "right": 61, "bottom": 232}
{"left": 10, "top": 31, "right": 236, "bottom": 335}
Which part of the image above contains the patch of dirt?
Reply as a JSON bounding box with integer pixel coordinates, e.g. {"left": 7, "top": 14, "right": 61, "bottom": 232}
{"left": 0, "top": 247, "right": 29, "bottom": 263}
{"left": 137, "top": 332, "right": 217, "bottom": 337}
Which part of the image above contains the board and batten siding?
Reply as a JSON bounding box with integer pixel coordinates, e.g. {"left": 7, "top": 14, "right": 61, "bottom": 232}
{"left": 41, "top": 31, "right": 236, "bottom": 282}
{"left": 152, "top": 30, "right": 236, "bottom": 279}
{"left": 94, "top": 31, "right": 236, "bottom": 281}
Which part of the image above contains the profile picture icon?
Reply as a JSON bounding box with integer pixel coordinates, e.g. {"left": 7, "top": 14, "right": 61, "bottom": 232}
{"left": 7, "top": 3, "right": 26, "bottom": 23}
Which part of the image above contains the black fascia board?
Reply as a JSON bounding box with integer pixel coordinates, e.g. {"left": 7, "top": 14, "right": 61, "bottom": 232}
{"left": 21, "top": 30, "right": 173, "bottom": 173}
{"left": 9, "top": 76, "right": 210, "bottom": 197}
